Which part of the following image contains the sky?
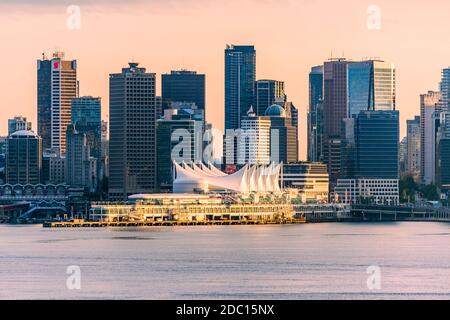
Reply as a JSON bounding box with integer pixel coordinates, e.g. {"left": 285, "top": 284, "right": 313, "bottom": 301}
{"left": 0, "top": 0, "right": 449, "bottom": 159}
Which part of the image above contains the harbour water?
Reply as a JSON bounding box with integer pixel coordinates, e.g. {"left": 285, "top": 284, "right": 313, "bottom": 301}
{"left": 1, "top": 222, "right": 450, "bottom": 300}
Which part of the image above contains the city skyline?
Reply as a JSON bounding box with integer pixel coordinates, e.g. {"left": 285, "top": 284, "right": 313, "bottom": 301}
{"left": 1, "top": 0, "right": 450, "bottom": 160}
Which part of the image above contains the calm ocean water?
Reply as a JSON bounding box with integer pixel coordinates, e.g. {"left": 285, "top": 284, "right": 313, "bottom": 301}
{"left": 1, "top": 222, "right": 450, "bottom": 300}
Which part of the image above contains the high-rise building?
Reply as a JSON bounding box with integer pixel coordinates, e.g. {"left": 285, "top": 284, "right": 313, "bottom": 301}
{"left": 66, "top": 124, "right": 97, "bottom": 192}
{"left": 347, "top": 60, "right": 396, "bottom": 117}
{"left": 322, "top": 58, "right": 349, "bottom": 188}
{"left": 255, "top": 80, "right": 285, "bottom": 116}
{"left": 420, "top": 91, "right": 441, "bottom": 185}
{"left": 6, "top": 130, "right": 42, "bottom": 185}
{"left": 354, "top": 110, "right": 399, "bottom": 179}
{"left": 238, "top": 107, "right": 271, "bottom": 165}
{"left": 436, "top": 112, "right": 450, "bottom": 194}
{"left": 108, "top": 62, "right": 157, "bottom": 200}
{"left": 406, "top": 116, "right": 421, "bottom": 181}
{"left": 399, "top": 136, "right": 407, "bottom": 178}
{"left": 71, "top": 96, "right": 102, "bottom": 174}
{"left": 37, "top": 51, "right": 77, "bottom": 154}
{"left": 307, "top": 65, "right": 324, "bottom": 162}
{"left": 8, "top": 116, "right": 32, "bottom": 135}
{"left": 161, "top": 70, "right": 205, "bottom": 112}
{"left": 265, "top": 104, "right": 298, "bottom": 164}
{"left": 101, "top": 120, "right": 109, "bottom": 178}
{"left": 440, "top": 68, "right": 450, "bottom": 111}
{"left": 225, "top": 45, "right": 256, "bottom": 130}
{"left": 156, "top": 103, "right": 204, "bottom": 192}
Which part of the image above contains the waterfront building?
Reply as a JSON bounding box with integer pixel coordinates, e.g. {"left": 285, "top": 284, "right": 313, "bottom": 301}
{"left": 225, "top": 45, "right": 256, "bottom": 130}
{"left": 347, "top": 60, "right": 396, "bottom": 117}
{"left": 161, "top": 70, "right": 205, "bottom": 112}
{"left": 354, "top": 110, "right": 399, "bottom": 179}
{"left": 307, "top": 65, "right": 324, "bottom": 162}
{"left": 5, "top": 130, "right": 42, "bottom": 185}
{"left": 406, "top": 116, "right": 421, "bottom": 181}
{"left": 90, "top": 193, "right": 293, "bottom": 223}
{"left": 37, "top": 51, "right": 77, "bottom": 154}
{"left": 8, "top": 116, "right": 32, "bottom": 135}
{"left": 170, "top": 162, "right": 281, "bottom": 194}
{"left": 420, "top": 91, "right": 442, "bottom": 185}
{"left": 108, "top": 62, "right": 158, "bottom": 200}
{"left": 255, "top": 80, "right": 285, "bottom": 116}
{"left": 334, "top": 178, "right": 399, "bottom": 205}
{"left": 156, "top": 103, "right": 204, "bottom": 192}
{"left": 282, "top": 162, "right": 329, "bottom": 203}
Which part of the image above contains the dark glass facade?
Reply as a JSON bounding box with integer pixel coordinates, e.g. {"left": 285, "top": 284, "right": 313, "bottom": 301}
{"left": 255, "top": 80, "right": 285, "bottom": 116}
{"left": 354, "top": 110, "right": 399, "bottom": 179}
{"left": 161, "top": 70, "right": 205, "bottom": 111}
{"left": 307, "top": 65, "right": 323, "bottom": 162}
{"left": 224, "top": 45, "right": 256, "bottom": 130}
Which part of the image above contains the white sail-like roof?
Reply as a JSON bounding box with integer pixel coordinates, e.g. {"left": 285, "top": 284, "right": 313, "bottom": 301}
{"left": 173, "top": 161, "right": 281, "bottom": 194}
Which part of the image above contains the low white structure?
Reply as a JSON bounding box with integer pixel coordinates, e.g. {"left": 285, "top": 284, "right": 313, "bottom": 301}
{"left": 334, "top": 179, "right": 399, "bottom": 205}
{"left": 173, "top": 162, "right": 282, "bottom": 194}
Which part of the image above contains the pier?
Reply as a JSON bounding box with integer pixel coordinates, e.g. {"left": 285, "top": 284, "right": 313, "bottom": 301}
{"left": 43, "top": 218, "right": 306, "bottom": 228}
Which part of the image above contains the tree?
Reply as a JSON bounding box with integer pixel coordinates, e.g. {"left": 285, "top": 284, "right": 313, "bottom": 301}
{"left": 399, "top": 175, "right": 417, "bottom": 203}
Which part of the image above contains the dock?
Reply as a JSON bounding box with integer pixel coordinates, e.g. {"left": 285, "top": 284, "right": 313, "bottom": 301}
{"left": 43, "top": 218, "right": 306, "bottom": 228}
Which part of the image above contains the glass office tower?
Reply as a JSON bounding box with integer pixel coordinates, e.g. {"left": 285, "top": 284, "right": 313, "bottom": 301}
{"left": 161, "top": 70, "right": 205, "bottom": 112}
{"left": 347, "top": 60, "right": 395, "bottom": 117}
{"left": 307, "top": 65, "right": 324, "bottom": 162}
{"left": 354, "top": 110, "right": 399, "bottom": 179}
{"left": 224, "top": 45, "right": 256, "bottom": 130}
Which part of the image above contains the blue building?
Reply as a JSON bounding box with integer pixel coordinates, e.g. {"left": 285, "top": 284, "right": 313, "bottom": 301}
{"left": 255, "top": 79, "right": 285, "bottom": 116}
{"left": 224, "top": 45, "right": 256, "bottom": 130}
{"left": 354, "top": 110, "right": 399, "bottom": 179}
{"left": 307, "top": 65, "right": 324, "bottom": 162}
{"left": 161, "top": 70, "right": 205, "bottom": 113}
{"left": 71, "top": 96, "right": 102, "bottom": 163}
{"left": 347, "top": 60, "right": 396, "bottom": 117}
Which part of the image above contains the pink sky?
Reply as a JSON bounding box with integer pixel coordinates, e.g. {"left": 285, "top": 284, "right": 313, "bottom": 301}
{"left": 0, "top": 0, "right": 449, "bottom": 159}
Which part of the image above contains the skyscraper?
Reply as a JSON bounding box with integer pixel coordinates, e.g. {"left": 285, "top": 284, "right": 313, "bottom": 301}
{"left": 71, "top": 96, "right": 102, "bottom": 169}
{"left": 307, "top": 65, "right": 323, "bottom": 162}
{"left": 354, "top": 110, "right": 399, "bottom": 179}
{"left": 255, "top": 80, "right": 285, "bottom": 116}
{"left": 406, "top": 116, "right": 421, "bottom": 181}
{"left": 347, "top": 60, "right": 396, "bottom": 117}
{"left": 420, "top": 91, "right": 441, "bottom": 185}
{"left": 6, "top": 130, "right": 42, "bottom": 185}
{"left": 37, "top": 51, "right": 77, "bottom": 154}
{"left": 322, "top": 58, "right": 349, "bottom": 188}
{"left": 161, "top": 70, "right": 205, "bottom": 112}
{"left": 225, "top": 45, "right": 256, "bottom": 130}
{"left": 156, "top": 103, "right": 204, "bottom": 192}
{"left": 8, "top": 116, "right": 32, "bottom": 135}
{"left": 108, "top": 62, "right": 158, "bottom": 200}
{"left": 440, "top": 68, "right": 450, "bottom": 111}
